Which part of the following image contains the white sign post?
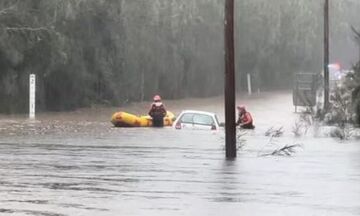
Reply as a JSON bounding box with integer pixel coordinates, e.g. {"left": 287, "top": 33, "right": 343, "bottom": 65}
{"left": 29, "top": 74, "right": 36, "bottom": 119}
{"left": 247, "top": 73, "right": 252, "bottom": 95}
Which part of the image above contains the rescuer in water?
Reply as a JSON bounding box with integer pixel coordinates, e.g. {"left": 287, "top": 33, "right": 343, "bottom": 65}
{"left": 236, "top": 105, "right": 255, "bottom": 129}
{"left": 148, "top": 95, "right": 167, "bottom": 127}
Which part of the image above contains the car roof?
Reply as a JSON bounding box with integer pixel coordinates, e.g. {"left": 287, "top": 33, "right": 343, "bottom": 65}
{"left": 179, "top": 110, "right": 217, "bottom": 116}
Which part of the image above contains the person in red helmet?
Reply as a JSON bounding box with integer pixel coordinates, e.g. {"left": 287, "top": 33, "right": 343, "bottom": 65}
{"left": 236, "top": 105, "right": 255, "bottom": 129}
{"left": 148, "top": 95, "right": 167, "bottom": 127}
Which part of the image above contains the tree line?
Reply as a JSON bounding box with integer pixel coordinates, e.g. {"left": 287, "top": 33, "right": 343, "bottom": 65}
{"left": 0, "top": 0, "right": 359, "bottom": 113}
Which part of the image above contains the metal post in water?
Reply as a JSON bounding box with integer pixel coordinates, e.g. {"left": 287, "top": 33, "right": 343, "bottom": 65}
{"left": 324, "top": 0, "right": 330, "bottom": 111}
{"left": 29, "top": 74, "right": 36, "bottom": 119}
{"left": 224, "top": 0, "right": 236, "bottom": 158}
{"left": 247, "top": 73, "right": 252, "bottom": 95}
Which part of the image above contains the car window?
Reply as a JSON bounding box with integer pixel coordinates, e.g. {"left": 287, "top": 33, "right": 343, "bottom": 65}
{"left": 180, "top": 113, "right": 194, "bottom": 124}
{"left": 193, "top": 114, "right": 214, "bottom": 126}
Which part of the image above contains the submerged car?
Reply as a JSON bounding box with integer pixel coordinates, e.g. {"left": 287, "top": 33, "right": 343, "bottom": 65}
{"left": 173, "top": 110, "right": 221, "bottom": 130}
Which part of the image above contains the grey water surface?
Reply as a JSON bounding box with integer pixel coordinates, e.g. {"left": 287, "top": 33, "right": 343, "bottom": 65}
{"left": 0, "top": 92, "right": 359, "bottom": 216}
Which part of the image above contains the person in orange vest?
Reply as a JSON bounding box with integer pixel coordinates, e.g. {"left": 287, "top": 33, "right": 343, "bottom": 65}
{"left": 236, "top": 105, "right": 255, "bottom": 129}
{"left": 148, "top": 95, "right": 167, "bottom": 127}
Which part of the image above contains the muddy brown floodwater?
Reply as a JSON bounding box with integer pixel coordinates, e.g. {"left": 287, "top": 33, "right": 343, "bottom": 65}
{"left": 0, "top": 91, "right": 359, "bottom": 216}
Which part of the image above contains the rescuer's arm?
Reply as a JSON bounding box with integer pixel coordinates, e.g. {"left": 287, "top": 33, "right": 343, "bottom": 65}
{"left": 236, "top": 114, "right": 241, "bottom": 126}
{"left": 148, "top": 104, "right": 155, "bottom": 116}
{"left": 160, "top": 105, "right": 167, "bottom": 117}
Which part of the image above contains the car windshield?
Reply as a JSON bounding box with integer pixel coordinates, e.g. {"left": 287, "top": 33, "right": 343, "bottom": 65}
{"left": 193, "top": 114, "right": 214, "bottom": 126}
{"left": 180, "top": 113, "right": 194, "bottom": 124}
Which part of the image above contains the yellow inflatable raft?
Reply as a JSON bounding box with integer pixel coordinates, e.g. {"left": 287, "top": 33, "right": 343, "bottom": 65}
{"left": 111, "top": 111, "right": 175, "bottom": 127}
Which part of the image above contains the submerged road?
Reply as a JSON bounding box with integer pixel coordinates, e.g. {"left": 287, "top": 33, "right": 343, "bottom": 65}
{"left": 0, "top": 92, "right": 359, "bottom": 216}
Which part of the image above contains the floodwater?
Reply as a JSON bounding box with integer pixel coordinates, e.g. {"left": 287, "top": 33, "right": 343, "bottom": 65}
{"left": 0, "top": 92, "right": 359, "bottom": 216}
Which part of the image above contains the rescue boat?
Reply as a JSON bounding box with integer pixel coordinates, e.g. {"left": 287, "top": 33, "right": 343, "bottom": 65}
{"left": 111, "top": 111, "right": 175, "bottom": 127}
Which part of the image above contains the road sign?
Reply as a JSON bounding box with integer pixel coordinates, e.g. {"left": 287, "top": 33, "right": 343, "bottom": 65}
{"left": 293, "top": 73, "right": 318, "bottom": 111}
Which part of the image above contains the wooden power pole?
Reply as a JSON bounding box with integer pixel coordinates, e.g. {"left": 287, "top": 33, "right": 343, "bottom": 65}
{"left": 224, "top": 0, "right": 237, "bottom": 158}
{"left": 324, "top": 0, "right": 330, "bottom": 110}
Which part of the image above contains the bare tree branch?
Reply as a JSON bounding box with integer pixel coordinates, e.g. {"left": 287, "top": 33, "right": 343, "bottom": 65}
{"left": 0, "top": 4, "right": 17, "bottom": 16}
{"left": 5, "top": 26, "right": 50, "bottom": 32}
{"left": 261, "top": 144, "right": 302, "bottom": 157}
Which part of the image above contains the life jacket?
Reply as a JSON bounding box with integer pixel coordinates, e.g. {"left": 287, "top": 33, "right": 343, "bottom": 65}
{"left": 149, "top": 102, "right": 166, "bottom": 118}
{"left": 239, "top": 112, "right": 253, "bottom": 126}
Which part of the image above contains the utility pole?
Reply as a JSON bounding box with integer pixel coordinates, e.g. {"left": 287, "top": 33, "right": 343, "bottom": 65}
{"left": 224, "top": 0, "right": 236, "bottom": 158}
{"left": 324, "top": 0, "right": 330, "bottom": 111}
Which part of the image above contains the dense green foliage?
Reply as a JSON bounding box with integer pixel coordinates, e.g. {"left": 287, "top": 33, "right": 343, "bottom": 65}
{"left": 0, "top": 0, "right": 359, "bottom": 113}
